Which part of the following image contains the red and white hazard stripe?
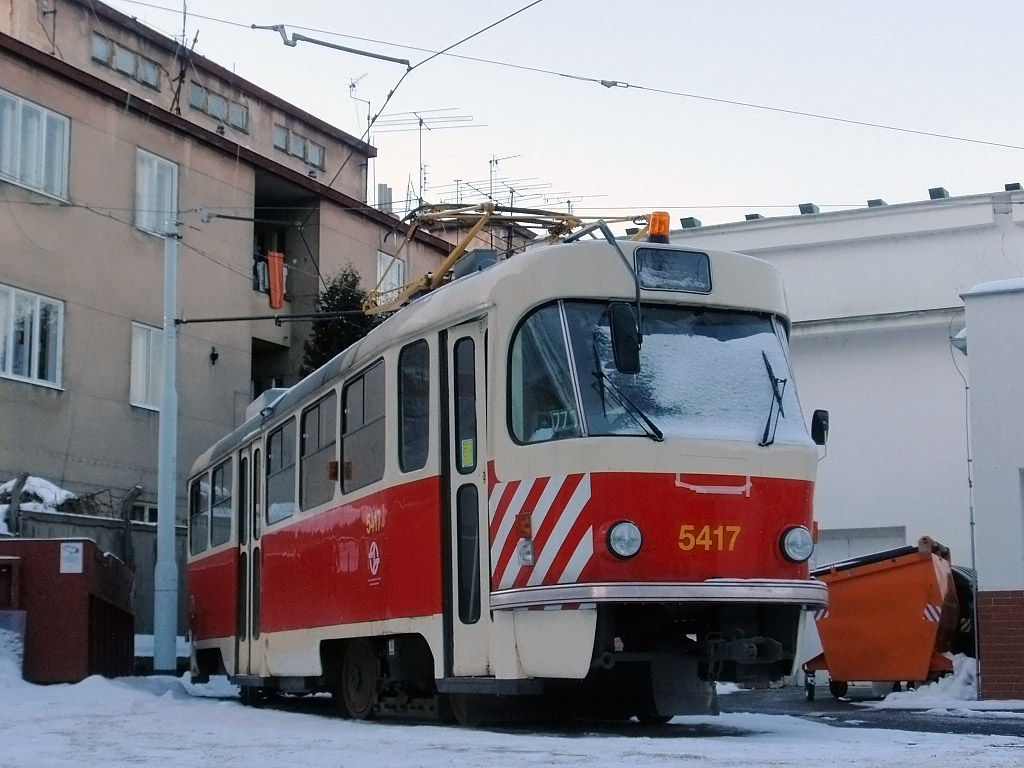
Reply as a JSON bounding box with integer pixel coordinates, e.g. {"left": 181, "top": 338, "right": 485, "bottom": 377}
{"left": 813, "top": 609, "right": 829, "bottom": 621}
{"left": 490, "top": 473, "right": 594, "bottom": 591}
{"left": 923, "top": 604, "right": 943, "bottom": 623}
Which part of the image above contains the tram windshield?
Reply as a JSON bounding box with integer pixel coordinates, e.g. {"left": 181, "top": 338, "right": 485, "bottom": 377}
{"left": 509, "top": 300, "right": 812, "bottom": 446}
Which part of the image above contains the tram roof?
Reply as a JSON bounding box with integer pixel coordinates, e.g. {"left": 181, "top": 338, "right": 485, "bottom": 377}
{"left": 191, "top": 239, "right": 786, "bottom": 474}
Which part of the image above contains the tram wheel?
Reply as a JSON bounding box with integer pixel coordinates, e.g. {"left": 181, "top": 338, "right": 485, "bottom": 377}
{"left": 828, "top": 679, "right": 849, "bottom": 699}
{"left": 448, "top": 693, "right": 482, "bottom": 727}
{"left": 340, "top": 640, "right": 378, "bottom": 719}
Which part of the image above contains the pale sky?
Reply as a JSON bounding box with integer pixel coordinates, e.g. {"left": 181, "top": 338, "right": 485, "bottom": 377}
{"left": 106, "top": 0, "right": 1024, "bottom": 225}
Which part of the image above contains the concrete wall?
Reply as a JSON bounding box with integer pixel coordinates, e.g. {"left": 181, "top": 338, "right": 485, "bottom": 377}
{"left": 962, "top": 279, "right": 1024, "bottom": 698}
{"left": 16, "top": 511, "right": 188, "bottom": 634}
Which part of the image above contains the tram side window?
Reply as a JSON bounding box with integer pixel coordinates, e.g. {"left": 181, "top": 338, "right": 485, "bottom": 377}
{"left": 188, "top": 473, "right": 210, "bottom": 555}
{"left": 301, "top": 392, "right": 337, "bottom": 510}
{"left": 509, "top": 303, "right": 582, "bottom": 443}
{"left": 398, "top": 340, "right": 429, "bottom": 472}
{"left": 454, "top": 338, "right": 477, "bottom": 473}
{"left": 267, "top": 418, "right": 296, "bottom": 524}
{"left": 238, "top": 455, "right": 248, "bottom": 547}
{"left": 342, "top": 361, "right": 385, "bottom": 493}
{"left": 210, "top": 459, "right": 233, "bottom": 547}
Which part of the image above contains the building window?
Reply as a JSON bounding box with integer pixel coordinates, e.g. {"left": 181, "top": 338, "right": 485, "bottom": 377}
{"left": 90, "top": 34, "right": 111, "bottom": 63}
{"left": 0, "top": 88, "right": 69, "bottom": 199}
{"left": 267, "top": 418, "right": 296, "bottom": 524}
{"left": 130, "top": 502, "right": 158, "bottom": 524}
{"left": 91, "top": 33, "right": 161, "bottom": 90}
{"left": 398, "top": 340, "right": 429, "bottom": 472}
{"left": 0, "top": 283, "right": 63, "bottom": 387}
{"left": 135, "top": 149, "right": 177, "bottom": 235}
{"left": 376, "top": 251, "right": 406, "bottom": 304}
{"left": 272, "top": 123, "right": 325, "bottom": 169}
{"left": 272, "top": 124, "right": 288, "bottom": 150}
{"left": 130, "top": 322, "right": 162, "bottom": 409}
{"left": 188, "top": 82, "right": 205, "bottom": 110}
{"left": 300, "top": 392, "right": 337, "bottom": 510}
{"left": 210, "top": 459, "right": 233, "bottom": 547}
{"left": 188, "top": 81, "right": 248, "bottom": 132}
{"left": 342, "top": 361, "right": 385, "bottom": 493}
{"left": 227, "top": 103, "right": 248, "bottom": 131}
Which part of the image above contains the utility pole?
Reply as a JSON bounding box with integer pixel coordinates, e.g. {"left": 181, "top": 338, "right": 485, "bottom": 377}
{"left": 153, "top": 218, "right": 180, "bottom": 674}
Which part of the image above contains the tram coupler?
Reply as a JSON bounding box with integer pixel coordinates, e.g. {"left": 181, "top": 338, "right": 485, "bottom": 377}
{"left": 707, "top": 635, "right": 783, "bottom": 664}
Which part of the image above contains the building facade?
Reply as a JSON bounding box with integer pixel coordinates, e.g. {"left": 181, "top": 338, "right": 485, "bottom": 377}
{"left": 962, "top": 279, "right": 1024, "bottom": 698}
{"left": 0, "top": 0, "right": 449, "bottom": 629}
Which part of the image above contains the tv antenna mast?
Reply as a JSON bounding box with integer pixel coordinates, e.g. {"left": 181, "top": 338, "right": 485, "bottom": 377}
{"left": 348, "top": 74, "right": 371, "bottom": 138}
{"left": 374, "top": 108, "right": 481, "bottom": 209}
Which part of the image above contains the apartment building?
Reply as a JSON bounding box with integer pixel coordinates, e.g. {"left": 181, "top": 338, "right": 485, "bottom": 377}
{"left": 0, "top": 0, "right": 450, "bottom": 539}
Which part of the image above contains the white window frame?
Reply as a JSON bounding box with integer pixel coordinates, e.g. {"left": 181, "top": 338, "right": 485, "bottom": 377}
{"left": 130, "top": 502, "right": 158, "bottom": 524}
{"left": 377, "top": 251, "right": 406, "bottom": 303}
{"left": 0, "top": 88, "right": 69, "bottom": 199}
{"left": 135, "top": 149, "right": 178, "bottom": 236}
{"left": 130, "top": 321, "right": 163, "bottom": 410}
{"left": 0, "top": 283, "right": 64, "bottom": 388}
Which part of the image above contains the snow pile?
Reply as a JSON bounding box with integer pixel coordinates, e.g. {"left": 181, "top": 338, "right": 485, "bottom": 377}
{"left": 0, "top": 626, "right": 26, "bottom": 689}
{"left": 875, "top": 654, "right": 978, "bottom": 706}
{"left": 861, "top": 655, "right": 1024, "bottom": 715}
{"left": 0, "top": 475, "right": 77, "bottom": 508}
{"left": 0, "top": 475, "right": 78, "bottom": 532}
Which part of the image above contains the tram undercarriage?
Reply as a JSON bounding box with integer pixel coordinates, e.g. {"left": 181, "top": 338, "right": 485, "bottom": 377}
{"left": 211, "top": 600, "right": 805, "bottom": 725}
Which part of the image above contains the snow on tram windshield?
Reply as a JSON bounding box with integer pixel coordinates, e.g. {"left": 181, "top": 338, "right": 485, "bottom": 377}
{"left": 509, "top": 301, "right": 812, "bottom": 446}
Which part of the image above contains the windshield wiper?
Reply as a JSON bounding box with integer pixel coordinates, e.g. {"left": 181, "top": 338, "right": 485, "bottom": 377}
{"left": 759, "top": 350, "right": 787, "bottom": 447}
{"left": 592, "top": 371, "right": 664, "bottom": 442}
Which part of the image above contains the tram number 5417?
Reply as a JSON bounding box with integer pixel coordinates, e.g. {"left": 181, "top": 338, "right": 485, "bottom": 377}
{"left": 678, "top": 524, "right": 741, "bottom": 552}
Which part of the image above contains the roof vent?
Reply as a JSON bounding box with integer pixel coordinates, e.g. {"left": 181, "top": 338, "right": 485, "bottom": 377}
{"left": 679, "top": 217, "right": 702, "bottom": 229}
{"left": 867, "top": 198, "right": 888, "bottom": 207}
{"left": 1005, "top": 182, "right": 1022, "bottom": 192}
{"left": 624, "top": 227, "right": 640, "bottom": 236}
{"left": 744, "top": 213, "right": 765, "bottom": 220}
{"left": 245, "top": 388, "right": 288, "bottom": 421}
{"left": 798, "top": 203, "right": 819, "bottom": 215}
{"left": 928, "top": 187, "right": 950, "bottom": 200}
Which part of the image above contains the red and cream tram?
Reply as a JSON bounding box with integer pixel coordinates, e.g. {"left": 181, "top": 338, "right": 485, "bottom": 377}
{"left": 187, "top": 211, "right": 829, "bottom": 723}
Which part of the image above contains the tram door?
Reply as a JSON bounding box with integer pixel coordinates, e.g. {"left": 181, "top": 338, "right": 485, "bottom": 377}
{"left": 443, "top": 319, "right": 492, "bottom": 676}
{"left": 235, "top": 440, "right": 265, "bottom": 677}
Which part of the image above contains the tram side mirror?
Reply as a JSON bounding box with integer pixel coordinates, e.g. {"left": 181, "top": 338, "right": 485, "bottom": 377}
{"left": 811, "top": 409, "right": 829, "bottom": 446}
{"left": 609, "top": 302, "right": 641, "bottom": 375}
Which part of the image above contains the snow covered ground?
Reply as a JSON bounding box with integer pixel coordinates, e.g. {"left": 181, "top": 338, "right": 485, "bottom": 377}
{"left": 1, "top": 648, "right": 1022, "bottom": 768}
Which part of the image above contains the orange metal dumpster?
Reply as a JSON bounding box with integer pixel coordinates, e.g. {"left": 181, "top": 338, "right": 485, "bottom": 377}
{"left": 802, "top": 536, "right": 959, "bottom": 700}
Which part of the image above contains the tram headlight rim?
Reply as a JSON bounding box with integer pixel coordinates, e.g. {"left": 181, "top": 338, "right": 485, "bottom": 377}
{"left": 780, "top": 525, "right": 815, "bottom": 563}
{"left": 607, "top": 520, "right": 643, "bottom": 559}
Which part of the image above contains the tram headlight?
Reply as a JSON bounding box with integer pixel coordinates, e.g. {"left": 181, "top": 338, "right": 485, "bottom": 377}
{"left": 780, "top": 526, "right": 814, "bottom": 563}
{"left": 607, "top": 520, "right": 643, "bottom": 559}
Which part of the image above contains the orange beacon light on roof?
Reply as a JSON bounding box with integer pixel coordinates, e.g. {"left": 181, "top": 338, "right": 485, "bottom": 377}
{"left": 648, "top": 211, "right": 671, "bottom": 243}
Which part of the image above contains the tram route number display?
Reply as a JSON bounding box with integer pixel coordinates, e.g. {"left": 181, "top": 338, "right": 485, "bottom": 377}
{"left": 677, "top": 524, "right": 741, "bottom": 552}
